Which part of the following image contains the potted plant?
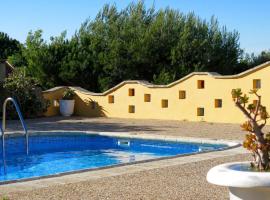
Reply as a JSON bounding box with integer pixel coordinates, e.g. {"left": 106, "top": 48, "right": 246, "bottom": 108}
{"left": 59, "top": 88, "right": 76, "bottom": 117}
{"left": 207, "top": 88, "right": 270, "bottom": 200}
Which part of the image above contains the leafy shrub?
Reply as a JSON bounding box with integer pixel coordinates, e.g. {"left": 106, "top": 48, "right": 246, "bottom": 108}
{"left": 0, "top": 69, "right": 49, "bottom": 119}
{"left": 62, "top": 88, "right": 76, "bottom": 100}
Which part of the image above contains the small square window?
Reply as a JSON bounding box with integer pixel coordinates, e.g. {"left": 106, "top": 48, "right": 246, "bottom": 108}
{"left": 253, "top": 79, "right": 261, "bottom": 89}
{"left": 128, "top": 105, "right": 135, "bottom": 113}
{"left": 253, "top": 100, "right": 258, "bottom": 106}
{"left": 144, "top": 94, "right": 151, "bottom": 102}
{"left": 215, "top": 99, "right": 222, "bottom": 108}
{"left": 179, "top": 90, "right": 186, "bottom": 99}
{"left": 197, "top": 80, "right": 205, "bottom": 89}
{"left": 161, "top": 99, "right": 168, "bottom": 108}
{"left": 129, "top": 88, "right": 135, "bottom": 96}
{"left": 197, "top": 107, "right": 204, "bottom": 116}
{"left": 108, "top": 95, "right": 114, "bottom": 103}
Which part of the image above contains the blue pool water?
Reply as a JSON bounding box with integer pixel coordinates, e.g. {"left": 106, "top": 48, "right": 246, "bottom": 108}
{"left": 0, "top": 133, "right": 227, "bottom": 182}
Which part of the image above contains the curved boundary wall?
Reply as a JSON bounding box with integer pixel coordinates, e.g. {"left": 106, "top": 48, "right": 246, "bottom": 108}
{"left": 43, "top": 61, "right": 270, "bottom": 124}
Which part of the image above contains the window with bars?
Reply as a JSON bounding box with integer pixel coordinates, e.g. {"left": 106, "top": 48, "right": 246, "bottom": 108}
{"left": 161, "top": 99, "right": 168, "bottom": 108}
{"left": 197, "top": 107, "right": 204, "bottom": 116}
{"left": 128, "top": 105, "right": 135, "bottom": 113}
{"left": 108, "top": 95, "right": 114, "bottom": 103}
{"left": 144, "top": 94, "right": 151, "bottom": 102}
{"left": 253, "top": 79, "right": 261, "bottom": 89}
{"left": 179, "top": 90, "right": 186, "bottom": 99}
{"left": 128, "top": 88, "right": 135, "bottom": 96}
{"left": 214, "top": 99, "right": 222, "bottom": 108}
{"left": 197, "top": 80, "right": 205, "bottom": 89}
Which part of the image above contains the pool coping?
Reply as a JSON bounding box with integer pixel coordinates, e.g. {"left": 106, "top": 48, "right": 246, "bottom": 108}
{"left": 0, "top": 131, "right": 244, "bottom": 193}
{"left": 4, "top": 130, "right": 241, "bottom": 147}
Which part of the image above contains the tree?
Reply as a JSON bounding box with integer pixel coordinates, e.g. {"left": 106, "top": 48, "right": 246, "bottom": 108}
{"left": 0, "top": 32, "right": 21, "bottom": 60}
{"left": 69, "top": 2, "right": 242, "bottom": 91}
{"left": 10, "top": 30, "right": 71, "bottom": 89}
{"left": 251, "top": 51, "right": 270, "bottom": 66}
{"left": 8, "top": 2, "right": 244, "bottom": 92}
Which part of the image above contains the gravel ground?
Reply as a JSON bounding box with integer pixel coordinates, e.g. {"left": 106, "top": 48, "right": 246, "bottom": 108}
{"left": 2, "top": 117, "right": 255, "bottom": 200}
{"left": 5, "top": 154, "right": 250, "bottom": 200}
{"left": 6, "top": 116, "right": 266, "bottom": 141}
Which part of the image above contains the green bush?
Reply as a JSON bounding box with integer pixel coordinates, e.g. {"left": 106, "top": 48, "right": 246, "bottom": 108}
{"left": 0, "top": 69, "right": 49, "bottom": 119}
{"left": 62, "top": 88, "right": 76, "bottom": 100}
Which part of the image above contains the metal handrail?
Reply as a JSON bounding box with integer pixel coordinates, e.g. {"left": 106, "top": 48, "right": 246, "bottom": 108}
{"left": 0, "top": 125, "right": 7, "bottom": 174}
{"left": 2, "top": 97, "right": 29, "bottom": 156}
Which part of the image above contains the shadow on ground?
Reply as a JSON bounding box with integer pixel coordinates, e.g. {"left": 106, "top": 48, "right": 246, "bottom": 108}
{"left": 5, "top": 116, "right": 161, "bottom": 133}
{"left": 4, "top": 116, "right": 251, "bottom": 140}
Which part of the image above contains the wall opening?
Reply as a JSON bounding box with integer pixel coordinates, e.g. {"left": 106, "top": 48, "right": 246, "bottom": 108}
{"left": 128, "top": 105, "right": 135, "bottom": 113}
{"left": 253, "top": 100, "right": 258, "bottom": 106}
{"left": 197, "top": 80, "right": 205, "bottom": 89}
{"left": 161, "top": 99, "right": 168, "bottom": 108}
{"left": 91, "top": 101, "right": 96, "bottom": 109}
{"left": 144, "top": 94, "right": 151, "bottom": 102}
{"left": 108, "top": 95, "right": 114, "bottom": 103}
{"left": 197, "top": 107, "right": 204, "bottom": 116}
{"left": 214, "top": 99, "right": 222, "bottom": 108}
{"left": 179, "top": 90, "right": 186, "bottom": 99}
{"left": 128, "top": 88, "right": 135, "bottom": 96}
{"left": 253, "top": 79, "right": 261, "bottom": 89}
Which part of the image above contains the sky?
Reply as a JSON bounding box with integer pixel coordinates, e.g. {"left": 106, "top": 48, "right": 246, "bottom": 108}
{"left": 1, "top": 0, "right": 269, "bottom": 54}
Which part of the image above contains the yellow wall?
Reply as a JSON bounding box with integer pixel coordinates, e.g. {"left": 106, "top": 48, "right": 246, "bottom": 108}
{"left": 43, "top": 87, "right": 66, "bottom": 117}
{"left": 43, "top": 62, "right": 270, "bottom": 124}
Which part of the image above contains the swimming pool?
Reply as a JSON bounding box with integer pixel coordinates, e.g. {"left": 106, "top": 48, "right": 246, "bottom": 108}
{"left": 0, "top": 132, "right": 228, "bottom": 183}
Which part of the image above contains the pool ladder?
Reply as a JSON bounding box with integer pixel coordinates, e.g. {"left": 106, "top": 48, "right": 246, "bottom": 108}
{"left": 1, "top": 98, "right": 29, "bottom": 159}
